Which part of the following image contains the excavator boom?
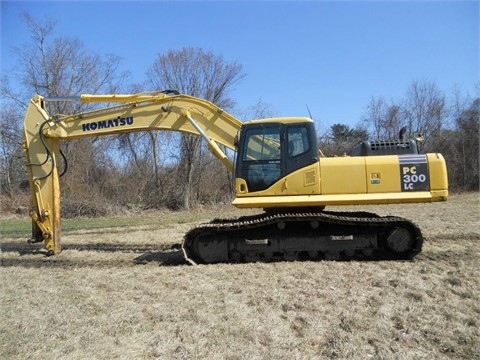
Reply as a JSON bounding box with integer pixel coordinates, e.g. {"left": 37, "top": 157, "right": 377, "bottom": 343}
{"left": 23, "top": 91, "right": 241, "bottom": 254}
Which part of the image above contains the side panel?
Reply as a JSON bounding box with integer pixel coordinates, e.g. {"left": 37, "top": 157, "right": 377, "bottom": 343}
{"left": 319, "top": 157, "right": 366, "bottom": 195}
{"left": 426, "top": 153, "right": 449, "bottom": 200}
{"left": 285, "top": 163, "right": 320, "bottom": 195}
{"left": 427, "top": 153, "right": 449, "bottom": 192}
{"left": 236, "top": 177, "right": 287, "bottom": 197}
{"left": 365, "top": 155, "right": 401, "bottom": 193}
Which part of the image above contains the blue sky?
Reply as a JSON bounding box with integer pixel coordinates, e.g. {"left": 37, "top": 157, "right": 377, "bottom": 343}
{"left": 1, "top": 1, "right": 478, "bottom": 131}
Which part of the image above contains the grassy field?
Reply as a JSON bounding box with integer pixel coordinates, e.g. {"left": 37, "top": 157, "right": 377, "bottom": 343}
{"left": 1, "top": 193, "right": 479, "bottom": 359}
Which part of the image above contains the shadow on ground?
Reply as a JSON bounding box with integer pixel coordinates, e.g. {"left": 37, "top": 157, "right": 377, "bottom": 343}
{"left": 0, "top": 240, "right": 188, "bottom": 268}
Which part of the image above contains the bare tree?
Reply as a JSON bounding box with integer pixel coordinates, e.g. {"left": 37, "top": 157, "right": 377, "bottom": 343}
{"left": 1, "top": 13, "right": 128, "bottom": 215}
{"left": 145, "top": 47, "right": 245, "bottom": 209}
{"left": 363, "top": 97, "right": 387, "bottom": 139}
{"left": 317, "top": 123, "right": 368, "bottom": 156}
{"left": 362, "top": 80, "right": 448, "bottom": 152}
{"left": 402, "top": 80, "right": 447, "bottom": 152}
{"left": 0, "top": 106, "right": 24, "bottom": 203}
{"left": 450, "top": 98, "right": 479, "bottom": 190}
{"left": 10, "top": 13, "right": 126, "bottom": 110}
{"left": 236, "top": 100, "right": 277, "bottom": 121}
{"left": 362, "top": 97, "right": 404, "bottom": 139}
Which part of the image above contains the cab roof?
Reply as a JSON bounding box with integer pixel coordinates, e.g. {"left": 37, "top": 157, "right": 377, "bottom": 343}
{"left": 244, "top": 117, "right": 313, "bottom": 125}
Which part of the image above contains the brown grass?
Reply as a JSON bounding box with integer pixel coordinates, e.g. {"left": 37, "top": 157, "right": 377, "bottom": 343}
{"left": 1, "top": 194, "right": 479, "bottom": 359}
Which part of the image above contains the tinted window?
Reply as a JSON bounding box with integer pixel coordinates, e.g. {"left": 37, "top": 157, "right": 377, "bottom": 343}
{"left": 243, "top": 127, "right": 281, "bottom": 161}
{"left": 287, "top": 126, "right": 310, "bottom": 158}
{"left": 240, "top": 126, "right": 282, "bottom": 192}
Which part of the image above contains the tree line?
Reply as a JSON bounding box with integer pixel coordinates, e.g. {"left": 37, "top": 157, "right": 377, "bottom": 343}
{"left": 1, "top": 14, "right": 478, "bottom": 216}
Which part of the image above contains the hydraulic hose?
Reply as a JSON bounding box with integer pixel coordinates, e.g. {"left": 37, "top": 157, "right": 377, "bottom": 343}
{"left": 59, "top": 148, "right": 68, "bottom": 177}
{"left": 26, "top": 121, "right": 50, "bottom": 167}
{"left": 31, "top": 121, "right": 56, "bottom": 181}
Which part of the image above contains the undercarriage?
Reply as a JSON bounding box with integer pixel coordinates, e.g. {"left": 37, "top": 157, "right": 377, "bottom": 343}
{"left": 182, "top": 211, "right": 423, "bottom": 264}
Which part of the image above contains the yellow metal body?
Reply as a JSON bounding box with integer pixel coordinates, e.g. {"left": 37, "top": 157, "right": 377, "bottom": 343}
{"left": 233, "top": 153, "right": 448, "bottom": 208}
{"left": 23, "top": 92, "right": 448, "bottom": 254}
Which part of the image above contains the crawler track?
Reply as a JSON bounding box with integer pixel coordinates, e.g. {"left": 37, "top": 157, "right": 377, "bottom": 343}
{"left": 182, "top": 211, "right": 423, "bottom": 264}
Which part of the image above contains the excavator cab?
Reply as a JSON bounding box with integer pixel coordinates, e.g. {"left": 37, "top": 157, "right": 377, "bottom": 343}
{"left": 235, "top": 119, "right": 318, "bottom": 193}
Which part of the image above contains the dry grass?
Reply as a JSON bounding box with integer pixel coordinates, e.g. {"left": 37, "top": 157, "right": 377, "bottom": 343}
{"left": 1, "top": 194, "right": 479, "bottom": 359}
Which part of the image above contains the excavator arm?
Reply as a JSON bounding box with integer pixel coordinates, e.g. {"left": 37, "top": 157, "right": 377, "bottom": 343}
{"left": 23, "top": 91, "right": 242, "bottom": 254}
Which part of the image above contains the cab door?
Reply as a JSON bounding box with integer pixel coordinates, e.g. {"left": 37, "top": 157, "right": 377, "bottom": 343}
{"left": 285, "top": 123, "right": 320, "bottom": 195}
{"left": 237, "top": 124, "right": 283, "bottom": 193}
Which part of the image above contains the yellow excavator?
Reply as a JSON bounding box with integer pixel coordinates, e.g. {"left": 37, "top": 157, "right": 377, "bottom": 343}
{"left": 23, "top": 90, "right": 448, "bottom": 263}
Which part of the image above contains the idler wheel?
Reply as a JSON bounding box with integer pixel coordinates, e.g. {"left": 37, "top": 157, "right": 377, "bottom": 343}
{"left": 386, "top": 227, "right": 414, "bottom": 253}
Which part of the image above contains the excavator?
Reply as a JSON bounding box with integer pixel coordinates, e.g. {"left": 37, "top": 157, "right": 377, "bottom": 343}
{"left": 22, "top": 90, "right": 448, "bottom": 264}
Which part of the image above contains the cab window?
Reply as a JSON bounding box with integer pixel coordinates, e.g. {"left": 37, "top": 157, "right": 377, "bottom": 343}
{"left": 243, "top": 127, "right": 281, "bottom": 161}
{"left": 287, "top": 126, "right": 310, "bottom": 158}
{"left": 241, "top": 126, "right": 282, "bottom": 192}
